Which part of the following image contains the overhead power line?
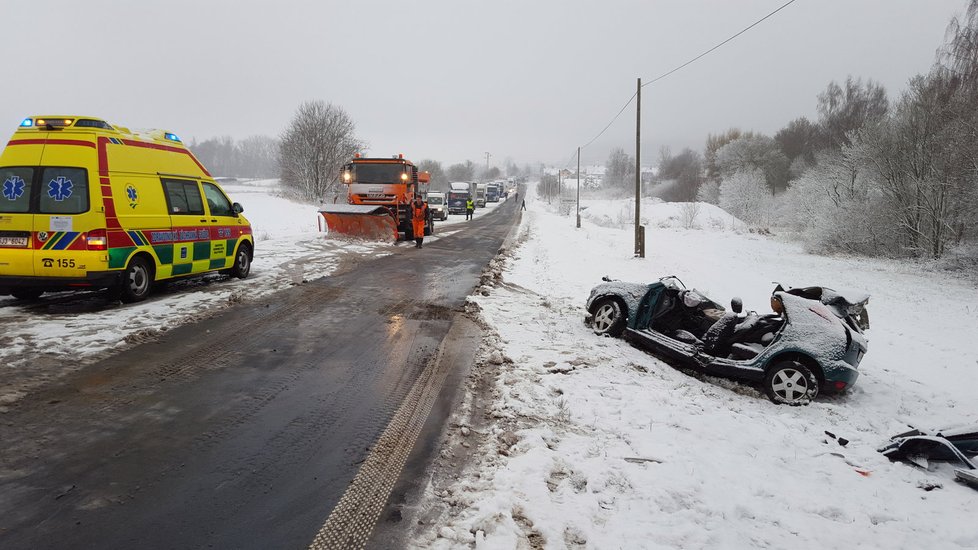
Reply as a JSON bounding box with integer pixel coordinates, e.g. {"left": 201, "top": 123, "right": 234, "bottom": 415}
{"left": 574, "top": 0, "right": 799, "bottom": 154}
{"left": 641, "top": 0, "right": 799, "bottom": 88}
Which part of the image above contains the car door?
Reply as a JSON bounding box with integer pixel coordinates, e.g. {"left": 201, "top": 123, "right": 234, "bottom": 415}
{"left": 161, "top": 178, "right": 208, "bottom": 277}
{"left": 200, "top": 181, "right": 237, "bottom": 270}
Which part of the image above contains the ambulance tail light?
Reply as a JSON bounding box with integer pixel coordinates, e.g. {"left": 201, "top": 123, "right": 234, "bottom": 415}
{"left": 86, "top": 229, "right": 108, "bottom": 250}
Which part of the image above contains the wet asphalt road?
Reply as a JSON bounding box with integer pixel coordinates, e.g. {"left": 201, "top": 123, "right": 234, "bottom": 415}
{"left": 0, "top": 199, "right": 520, "bottom": 549}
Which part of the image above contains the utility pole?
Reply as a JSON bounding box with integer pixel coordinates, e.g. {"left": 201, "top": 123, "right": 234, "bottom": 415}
{"left": 554, "top": 170, "right": 559, "bottom": 205}
{"left": 484, "top": 152, "right": 491, "bottom": 178}
{"left": 634, "top": 77, "right": 644, "bottom": 258}
{"left": 576, "top": 146, "right": 581, "bottom": 228}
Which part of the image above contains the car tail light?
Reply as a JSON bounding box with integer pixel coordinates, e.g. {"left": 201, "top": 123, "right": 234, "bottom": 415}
{"left": 86, "top": 229, "right": 107, "bottom": 250}
{"left": 833, "top": 381, "right": 848, "bottom": 391}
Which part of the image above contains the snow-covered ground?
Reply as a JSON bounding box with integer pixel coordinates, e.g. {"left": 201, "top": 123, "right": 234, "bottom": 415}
{"left": 3, "top": 178, "right": 976, "bottom": 548}
{"left": 407, "top": 188, "right": 978, "bottom": 549}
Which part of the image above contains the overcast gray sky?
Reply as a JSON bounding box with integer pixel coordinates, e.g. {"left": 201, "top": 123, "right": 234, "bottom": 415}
{"left": 0, "top": 0, "right": 966, "bottom": 168}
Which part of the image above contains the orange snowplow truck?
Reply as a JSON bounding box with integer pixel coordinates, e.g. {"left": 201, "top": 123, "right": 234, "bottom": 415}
{"left": 319, "top": 154, "right": 433, "bottom": 242}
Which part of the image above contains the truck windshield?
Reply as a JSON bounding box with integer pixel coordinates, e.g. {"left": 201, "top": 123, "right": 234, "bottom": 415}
{"left": 448, "top": 191, "right": 468, "bottom": 201}
{"left": 428, "top": 196, "right": 444, "bottom": 205}
{"left": 351, "top": 163, "right": 410, "bottom": 184}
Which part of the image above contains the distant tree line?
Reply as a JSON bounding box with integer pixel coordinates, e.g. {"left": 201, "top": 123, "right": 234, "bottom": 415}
{"left": 601, "top": 0, "right": 978, "bottom": 260}
{"left": 189, "top": 135, "right": 279, "bottom": 179}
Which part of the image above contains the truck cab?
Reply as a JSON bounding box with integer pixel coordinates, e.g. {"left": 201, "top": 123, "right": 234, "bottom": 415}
{"left": 475, "top": 183, "right": 487, "bottom": 208}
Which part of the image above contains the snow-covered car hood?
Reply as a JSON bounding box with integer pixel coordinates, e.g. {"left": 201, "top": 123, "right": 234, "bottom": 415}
{"left": 586, "top": 281, "right": 651, "bottom": 315}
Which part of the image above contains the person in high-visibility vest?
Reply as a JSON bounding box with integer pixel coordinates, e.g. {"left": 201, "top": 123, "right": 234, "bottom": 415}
{"left": 465, "top": 198, "right": 475, "bottom": 220}
{"left": 412, "top": 197, "right": 427, "bottom": 248}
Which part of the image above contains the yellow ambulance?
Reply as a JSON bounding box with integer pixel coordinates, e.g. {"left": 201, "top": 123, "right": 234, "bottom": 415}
{"left": 0, "top": 116, "right": 254, "bottom": 303}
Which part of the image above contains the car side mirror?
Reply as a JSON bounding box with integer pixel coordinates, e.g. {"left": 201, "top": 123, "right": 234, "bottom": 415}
{"left": 232, "top": 202, "right": 244, "bottom": 215}
{"left": 730, "top": 297, "right": 743, "bottom": 314}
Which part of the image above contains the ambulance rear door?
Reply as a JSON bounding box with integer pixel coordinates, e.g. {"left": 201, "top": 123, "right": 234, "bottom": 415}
{"left": 31, "top": 165, "right": 95, "bottom": 279}
{"left": 0, "top": 165, "right": 38, "bottom": 276}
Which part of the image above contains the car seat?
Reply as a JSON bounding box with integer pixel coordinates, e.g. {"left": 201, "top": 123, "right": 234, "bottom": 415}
{"left": 702, "top": 297, "right": 743, "bottom": 356}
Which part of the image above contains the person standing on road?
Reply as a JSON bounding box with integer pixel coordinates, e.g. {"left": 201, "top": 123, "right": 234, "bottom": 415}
{"left": 520, "top": 198, "right": 526, "bottom": 211}
{"left": 412, "top": 197, "right": 427, "bottom": 248}
{"left": 465, "top": 198, "right": 475, "bottom": 220}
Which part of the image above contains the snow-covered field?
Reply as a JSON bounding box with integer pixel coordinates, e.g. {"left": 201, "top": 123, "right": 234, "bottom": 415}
{"left": 407, "top": 188, "right": 978, "bottom": 549}
{"left": 3, "top": 178, "right": 976, "bottom": 548}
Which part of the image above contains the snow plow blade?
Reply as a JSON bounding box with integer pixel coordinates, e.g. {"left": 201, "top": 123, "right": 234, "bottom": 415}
{"left": 319, "top": 204, "right": 398, "bottom": 242}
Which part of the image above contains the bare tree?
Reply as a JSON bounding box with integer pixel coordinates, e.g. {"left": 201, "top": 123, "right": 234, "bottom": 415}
{"left": 816, "top": 77, "right": 888, "bottom": 148}
{"left": 775, "top": 117, "right": 819, "bottom": 167}
{"left": 679, "top": 202, "right": 701, "bottom": 229}
{"left": 417, "top": 159, "right": 448, "bottom": 190}
{"left": 446, "top": 161, "right": 475, "bottom": 182}
{"left": 604, "top": 147, "right": 633, "bottom": 190}
{"left": 279, "top": 101, "right": 363, "bottom": 202}
{"left": 656, "top": 147, "right": 704, "bottom": 201}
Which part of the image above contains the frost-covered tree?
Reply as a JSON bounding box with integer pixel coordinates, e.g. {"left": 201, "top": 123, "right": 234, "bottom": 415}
{"left": 851, "top": 74, "right": 975, "bottom": 258}
{"left": 777, "top": 150, "right": 898, "bottom": 255}
{"left": 696, "top": 179, "right": 720, "bottom": 205}
{"left": 715, "top": 135, "right": 790, "bottom": 195}
{"left": 279, "top": 101, "right": 363, "bottom": 202}
{"left": 719, "top": 169, "right": 770, "bottom": 226}
{"left": 704, "top": 128, "right": 756, "bottom": 184}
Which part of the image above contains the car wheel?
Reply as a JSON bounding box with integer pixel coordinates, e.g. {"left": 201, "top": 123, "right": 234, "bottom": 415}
{"left": 119, "top": 256, "right": 153, "bottom": 303}
{"left": 11, "top": 288, "right": 43, "bottom": 300}
{"left": 230, "top": 244, "right": 252, "bottom": 279}
{"left": 764, "top": 361, "right": 818, "bottom": 405}
{"left": 591, "top": 298, "right": 626, "bottom": 337}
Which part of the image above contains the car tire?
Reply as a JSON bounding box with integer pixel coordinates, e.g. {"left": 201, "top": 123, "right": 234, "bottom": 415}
{"left": 119, "top": 256, "right": 153, "bottom": 303}
{"left": 11, "top": 288, "right": 43, "bottom": 301}
{"left": 764, "top": 361, "right": 818, "bottom": 405}
{"left": 591, "top": 298, "right": 626, "bottom": 337}
{"left": 230, "top": 243, "right": 252, "bottom": 279}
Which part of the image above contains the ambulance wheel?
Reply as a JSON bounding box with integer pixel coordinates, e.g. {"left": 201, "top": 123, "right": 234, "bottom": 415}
{"left": 120, "top": 256, "right": 153, "bottom": 303}
{"left": 11, "top": 288, "right": 43, "bottom": 301}
{"left": 230, "top": 243, "right": 252, "bottom": 279}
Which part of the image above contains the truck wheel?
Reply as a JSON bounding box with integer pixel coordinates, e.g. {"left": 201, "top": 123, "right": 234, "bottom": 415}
{"left": 230, "top": 243, "right": 252, "bottom": 279}
{"left": 120, "top": 256, "right": 153, "bottom": 303}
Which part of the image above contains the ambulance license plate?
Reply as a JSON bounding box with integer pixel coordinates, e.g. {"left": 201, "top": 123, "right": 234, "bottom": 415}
{"left": 0, "top": 236, "right": 28, "bottom": 247}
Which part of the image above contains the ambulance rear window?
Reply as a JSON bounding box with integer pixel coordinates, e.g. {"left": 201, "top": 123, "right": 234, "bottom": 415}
{"left": 39, "top": 167, "right": 89, "bottom": 214}
{"left": 0, "top": 167, "right": 34, "bottom": 213}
